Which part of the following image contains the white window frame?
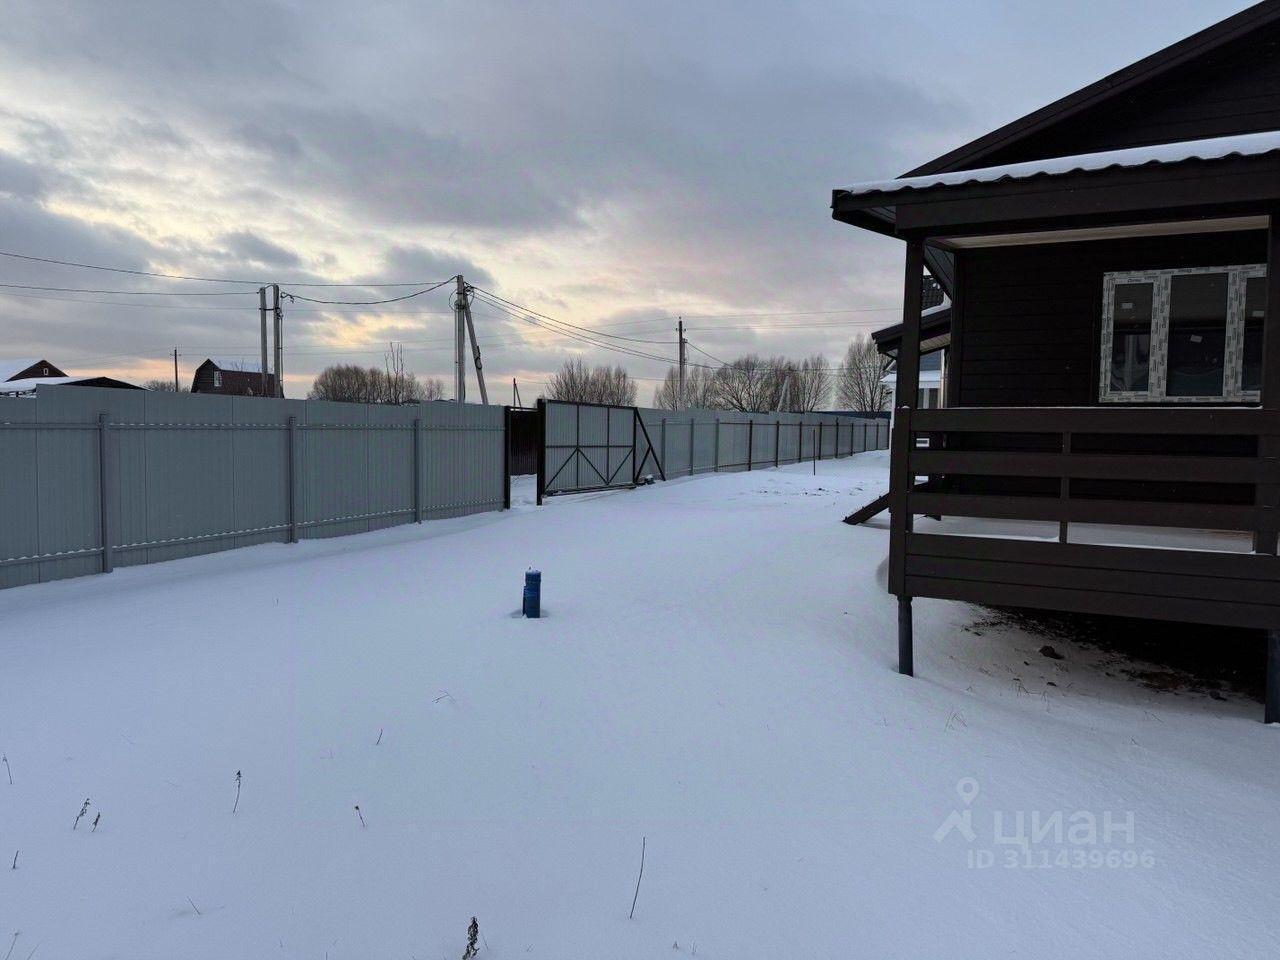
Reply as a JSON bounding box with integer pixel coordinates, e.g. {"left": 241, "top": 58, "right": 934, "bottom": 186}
{"left": 1099, "top": 264, "right": 1265, "bottom": 404}
{"left": 213, "top": 370, "right": 223, "bottom": 388}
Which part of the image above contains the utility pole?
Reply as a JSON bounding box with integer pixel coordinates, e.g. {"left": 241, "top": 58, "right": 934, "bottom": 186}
{"left": 173, "top": 349, "right": 179, "bottom": 392}
{"left": 271, "top": 283, "right": 284, "bottom": 398}
{"left": 259, "top": 286, "right": 270, "bottom": 397}
{"left": 461, "top": 281, "right": 488, "bottom": 405}
{"left": 677, "top": 318, "right": 686, "bottom": 410}
{"left": 454, "top": 276, "right": 466, "bottom": 403}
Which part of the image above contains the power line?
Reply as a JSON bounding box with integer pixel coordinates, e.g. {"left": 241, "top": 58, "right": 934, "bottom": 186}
{"left": 0, "top": 248, "right": 462, "bottom": 288}
{"left": 0, "top": 281, "right": 256, "bottom": 297}
{"left": 280, "top": 278, "right": 457, "bottom": 305}
{"left": 469, "top": 287, "right": 673, "bottom": 345}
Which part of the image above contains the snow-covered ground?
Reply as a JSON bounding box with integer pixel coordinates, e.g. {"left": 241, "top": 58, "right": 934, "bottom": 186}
{"left": 2, "top": 451, "right": 1277, "bottom": 959}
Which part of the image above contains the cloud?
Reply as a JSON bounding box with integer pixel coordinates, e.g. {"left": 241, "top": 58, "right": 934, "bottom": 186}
{"left": 0, "top": 0, "right": 1251, "bottom": 395}
{"left": 220, "top": 231, "right": 302, "bottom": 270}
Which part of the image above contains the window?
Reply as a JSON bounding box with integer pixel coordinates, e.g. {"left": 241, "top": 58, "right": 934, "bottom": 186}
{"left": 1100, "top": 265, "right": 1267, "bottom": 403}
{"left": 213, "top": 370, "right": 223, "bottom": 388}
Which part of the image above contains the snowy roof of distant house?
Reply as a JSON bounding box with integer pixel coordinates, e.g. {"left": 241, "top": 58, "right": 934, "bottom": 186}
{"left": 837, "top": 131, "right": 1280, "bottom": 198}
{"left": 0, "top": 375, "right": 142, "bottom": 396}
{"left": 0, "top": 358, "right": 47, "bottom": 382}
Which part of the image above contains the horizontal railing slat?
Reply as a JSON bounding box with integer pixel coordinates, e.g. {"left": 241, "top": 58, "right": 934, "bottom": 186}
{"left": 911, "top": 406, "right": 1277, "bottom": 435}
{"left": 903, "top": 575, "right": 1280, "bottom": 629}
{"left": 910, "top": 449, "right": 1262, "bottom": 483}
{"left": 909, "top": 491, "right": 1258, "bottom": 531}
{"left": 906, "top": 533, "right": 1280, "bottom": 580}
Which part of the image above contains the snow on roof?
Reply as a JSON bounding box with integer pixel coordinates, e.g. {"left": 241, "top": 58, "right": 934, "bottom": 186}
{"left": 0, "top": 376, "right": 89, "bottom": 395}
{"left": 839, "top": 130, "right": 1280, "bottom": 198}
{"left": 0, "top": 358, "right": 44, "bottom": 382}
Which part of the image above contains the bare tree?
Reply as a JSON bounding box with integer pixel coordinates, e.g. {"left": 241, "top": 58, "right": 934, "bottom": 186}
{"left": 786, "top": 354, "right": 832, "bottom": 411}
{"left": 651, "top": 365, "right": 717, "bottom": 409}
{"left": 381, "top": 343, "right": 430, "bottom": 404}
{"left": 310, "top": 364, "right": 377, "bottom": 402}
{"left": 309, "top": 359, "right": 444, "bottom": 404}
{"left": 548, "top": 359, "right": 637, "bottom": 405}
{"left": 420, "top": 377, "right": 446, "bottom": 401}
{"left": 711, "top": 354, "right": 790, "bottom": 412}
{"left": 593, "top": 364, "right": 637, "bottom": 405}
{"left": 142, "top": 378, "right": 190, "bottom": 393}
{"left": 836, "top": 335, "right": 891, "bottom": 412}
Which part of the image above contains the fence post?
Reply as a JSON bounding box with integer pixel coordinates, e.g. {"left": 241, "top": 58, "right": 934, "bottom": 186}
{"left": 818, "top": 420, "right": 824, "bottom": 461}
{"left": 287, "top": 415, "right": 299, "bottom": 543}
{"left": 502, "top": 407, "right": 511, "bottom": 510}
{"left": 97, "top": 412, "right": 113, "bottom": 574}
{"left": 774, "top": 420, "right": 780, "bottom": 467}
{"left": 536, "top": 398, "right": 546, "bottom": 506}
{"left": 689, "top": 418, "right": 695, "bottom": 476}
{"left": 747, "top": 418, "right": 754, "bottom": 471}
{"left": 414, "top": 416, "right": 424, "bottom": 521}
{"left": 661, "top": 417, "right": 667, "bottom": 477}
{"left": 714, "top": 417, "right": 720, "bottom": 472}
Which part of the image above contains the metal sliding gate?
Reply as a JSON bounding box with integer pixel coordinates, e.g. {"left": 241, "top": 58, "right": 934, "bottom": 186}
{"left": 536, "top": 399, "right": 665, "bottom": 502}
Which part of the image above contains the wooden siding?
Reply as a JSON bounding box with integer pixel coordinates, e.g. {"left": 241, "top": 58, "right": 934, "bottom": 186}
{"left": 971, "top": 21, "right": 1280, "bottom": 168}
{"left": 954, "top": 230, "right": 1269, "bottom": 407}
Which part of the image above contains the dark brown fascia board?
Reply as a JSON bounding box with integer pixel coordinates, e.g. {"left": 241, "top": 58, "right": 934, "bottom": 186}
{"left": 904, "top": 0, "right": 1280, "bottom": 176}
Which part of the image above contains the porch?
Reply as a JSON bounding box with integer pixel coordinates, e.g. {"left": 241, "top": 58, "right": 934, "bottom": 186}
{"left": 832, "top": 133, "right": 1280, "bottom": 719}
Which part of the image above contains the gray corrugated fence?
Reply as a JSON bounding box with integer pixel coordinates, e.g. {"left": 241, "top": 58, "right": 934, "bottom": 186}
{"left": 640, "top": 406, "right": 889, "bottom": 478}
{"left": 540, "top": 399, "right": 888, "bottom": 496}
{"left": 0, "top": 386, "right": 506, "bottom": 590}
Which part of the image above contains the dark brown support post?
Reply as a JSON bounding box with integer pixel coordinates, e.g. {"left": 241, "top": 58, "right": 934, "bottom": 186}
{"left": 890, "top": 238, "right": 925, "bottom": 676}
{"left": 774, "top": 420, "right": 780, "bottom": 467}
{"left": 747, "top": 418, "right": 754, "bottom": 471}
{"left": 818, "top": 421, "right": 823, "bottom": 461}
{"left": 1257, "top": 212, "right": 1280, "bottom": 556}
{"left": 535, "top": 398, "right": 546, "bottom": 506}
{"left": 1267, "top": 631, "right": 1280, "bottom": 724}
{"left": 898, "top": 597, "right": 914, "bottom": 677}
{"left": 501, "top": 407, "right": 511, "bottom": 510}
{"left": 1058, "top": 432, "right": 1071, "bottom": 544}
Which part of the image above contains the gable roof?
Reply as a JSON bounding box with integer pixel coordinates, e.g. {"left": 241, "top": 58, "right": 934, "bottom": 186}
{"left": 201, "top": 356, "right": 268, "bottom": 373}
{"left": 0, "top": 358, "right": 58, "bottom": 382}
{"left": 907, "top": 0, "right": 1280, "bottom": 176}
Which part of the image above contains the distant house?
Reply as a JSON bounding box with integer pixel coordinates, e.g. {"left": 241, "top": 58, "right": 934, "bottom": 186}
{"left": 881, "top": 351, "right": 943, "bottom": 410}
{"left": 0, "top": 358, "right": 66, "bottom": 383}
{"left": 0, "top": 357, "right": 141, "bottom": 397}
{"left": 191, "top": 358, "right": 277, "bottom": 397}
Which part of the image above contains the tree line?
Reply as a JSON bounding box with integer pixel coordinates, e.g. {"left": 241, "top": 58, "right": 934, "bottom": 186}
{"left": 545, "top": 334, "right": 889, "bottom": 413}
{"left": 299, "top": 334, "right": 891, "bottom": 412}
{"left": 308, "top": 344, "right": 446, "bottom": 404}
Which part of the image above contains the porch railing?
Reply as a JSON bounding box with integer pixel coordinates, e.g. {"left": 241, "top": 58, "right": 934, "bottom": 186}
{"left": 888, "top": 406, "right": 1280, "bottom": 629}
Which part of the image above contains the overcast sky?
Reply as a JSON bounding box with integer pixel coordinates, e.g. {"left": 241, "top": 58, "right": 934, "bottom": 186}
{"left": 0, "top": 0, "right": 1252, "bottom": 399}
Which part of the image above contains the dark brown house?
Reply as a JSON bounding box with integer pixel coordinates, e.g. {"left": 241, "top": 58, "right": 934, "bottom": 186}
{"left": 191, "top": 358, "right": 277, "bottom": 397}
{"left": 832, "top": 1, "right": 1280, "bottom": 720}
{"left": 0, "top": 358, "right": 66, "bottom": 383}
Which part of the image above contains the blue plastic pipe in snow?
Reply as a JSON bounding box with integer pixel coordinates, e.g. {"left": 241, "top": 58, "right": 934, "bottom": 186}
{"left": 523, "top": 569, "right": 542, "bottom": 619}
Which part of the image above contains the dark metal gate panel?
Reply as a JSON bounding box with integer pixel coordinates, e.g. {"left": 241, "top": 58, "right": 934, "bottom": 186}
{"left": 538, "top": 399, "right": 665, "bottom": 500}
